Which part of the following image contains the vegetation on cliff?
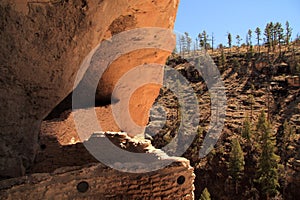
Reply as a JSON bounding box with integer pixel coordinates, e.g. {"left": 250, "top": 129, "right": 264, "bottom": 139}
{"left": 150, "top": 21, "right": 300, "bottom": 199}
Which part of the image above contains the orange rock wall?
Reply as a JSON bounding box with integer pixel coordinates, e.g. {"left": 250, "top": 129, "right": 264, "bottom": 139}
{"left": 0, "top": 0, "right": 179, "bottom": 178}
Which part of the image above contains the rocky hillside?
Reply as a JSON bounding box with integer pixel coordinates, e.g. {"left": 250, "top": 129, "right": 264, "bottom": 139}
{"left": 149, "top": 44, "right": 300, "bottom": 199}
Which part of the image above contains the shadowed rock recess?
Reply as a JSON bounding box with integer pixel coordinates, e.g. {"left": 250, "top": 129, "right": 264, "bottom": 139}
{"left": 0, "top": 0, "right": 196, "bottom": 199}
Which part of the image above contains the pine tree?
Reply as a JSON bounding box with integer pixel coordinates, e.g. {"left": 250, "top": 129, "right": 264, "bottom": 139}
{"left": 273, "top": 22, "right": 279, "bottom": 51}
{"left": 269, "top": 22, "right": 275, "bottom": 52}
{"left": 185, "top": 32, "right": 192, "bottom": 54}
{"left": 256, "top": 111, "right": 280, "bottom": 198}
{"left": 256, "top": 110, "right": 267, "bottom": 132}
{"left": 242, "top": 114, "right": 252, "bottom": 141}
{"left": 204, "top": 31, "right": 209, "bottom": 51}
{"left": 276, "top": 23, "right": 284, "bottom": 53}
{"left": 264, "top": 22, "right": 273, "bottom": 52}
{"left": 179, "top": 35, "right": 187, "bottom": 57}
{"left": 195, "top": 37, "right": 199, "bottom": 51}
{"left": 273, "top": 22, "right": 283, "bottom": 52}
{"left": 198, "top": 33, "right": 203, "bottom": 49}
{"left": 178, "top": 36, "right": 182, "bottom": 56}
{"left": 255, "top": 27, "right": 261, "bottom": 53}
{"left": 282, "top": 120, "right": 296, "bottom": 156}
{"left": 236, "top": 35, "right": 242, "bottom": 52}
{"left": 200, "top": 187, "right": 211, "bottom": 200}
{"left": 285, "top": 21, "right": 292, "bottom": 46}
{"left": 228, "top": 137, "right": 245, "bottom": 194}
{"left": 218, "top": 44, "right": 226, "bottom": 68}
{"left": 198, "top": 31, "right": 208, "bottom": 50}
{"left": 248, "top": 29, "right": 252, "bottom": 47}
{"left": 211, "top": 32, "right": 215, "bottom": 52}
{"left": 227, "top": 32, "right": 232, "bottom": 50}
{"left": 247, "top": 29, "right": 254, "bottom": 56}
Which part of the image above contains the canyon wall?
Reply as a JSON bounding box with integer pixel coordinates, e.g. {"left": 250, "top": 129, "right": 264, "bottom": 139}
{"left": 0, "top": 0, "right": 179, "bottom": 178}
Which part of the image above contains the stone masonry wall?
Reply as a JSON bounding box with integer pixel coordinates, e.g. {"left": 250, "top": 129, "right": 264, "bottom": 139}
{"left": 0, "top": 161, "right": 194, "bottom": 200}
{"left": 0, "top": 132, "right": 195, "bottom": 199}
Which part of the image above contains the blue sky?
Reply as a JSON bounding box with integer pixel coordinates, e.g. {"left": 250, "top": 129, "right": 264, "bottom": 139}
{"left": 174, "top": 0, "right": 300, "bottom": 47}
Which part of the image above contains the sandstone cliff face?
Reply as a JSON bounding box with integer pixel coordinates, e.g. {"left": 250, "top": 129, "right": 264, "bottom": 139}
{"left": 0, "top": 0, "right": 179, "bottom": 178}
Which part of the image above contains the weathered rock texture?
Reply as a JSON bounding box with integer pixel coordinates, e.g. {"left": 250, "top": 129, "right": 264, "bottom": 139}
{"left": 0, "top": 162, "right": 194, "bottom": 200}
{"left": 0, "top": 131, "right": 195, "bottom": 200}
{"left": 39, "top": 107, "right": 121, "bottom": 146}
{"left": 0, "top": 0, "right": 179, "bottom": 178}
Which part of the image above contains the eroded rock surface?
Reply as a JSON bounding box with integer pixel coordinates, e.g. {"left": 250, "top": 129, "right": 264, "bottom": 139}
{"left": 0, "top": 0, "right": 179, "bottom": 178}
{"left": 0, "top": 162, "right": 194, "bottom": 200}
{"left": 0, "top": 132, "right": 194, "bottom": 199}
